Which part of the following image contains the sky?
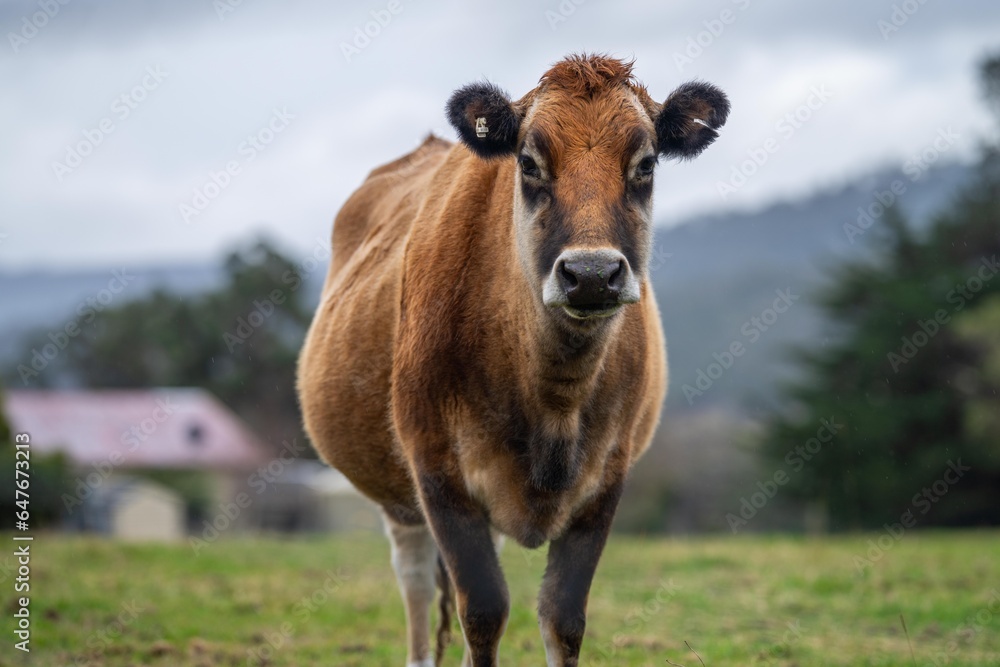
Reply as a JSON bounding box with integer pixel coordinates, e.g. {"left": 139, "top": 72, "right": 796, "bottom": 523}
{"left": 1, "top": 0, "right": 998, "bottom": 270}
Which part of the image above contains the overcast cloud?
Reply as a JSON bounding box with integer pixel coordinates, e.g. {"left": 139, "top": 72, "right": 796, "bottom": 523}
{"left": 1, "top": 0, "right": 998, "bottom": 270}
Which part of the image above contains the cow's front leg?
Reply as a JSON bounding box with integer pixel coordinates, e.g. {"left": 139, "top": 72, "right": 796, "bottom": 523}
{"left": 417, "top": 470, "right": 509, "bottom": 667}
{"left": 384, "top": 517, "right": 438, "bottom": 667}
{"left": 537, "top": 479, "right": 624, "bottom": 667}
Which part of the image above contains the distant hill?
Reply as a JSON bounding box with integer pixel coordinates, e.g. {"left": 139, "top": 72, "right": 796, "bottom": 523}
{"left": 0, "top": 162, "right": 972, "bottom": 415}
{"left": 652, "top": 161, "right": 971, "bottom": 415}
{"left": 0, "top": 263, "right": 226, "bottom": 368}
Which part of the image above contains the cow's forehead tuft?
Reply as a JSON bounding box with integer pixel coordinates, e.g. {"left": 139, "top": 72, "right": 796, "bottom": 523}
{"left": 538, "top": 53, "right": 638, "bottom": 99}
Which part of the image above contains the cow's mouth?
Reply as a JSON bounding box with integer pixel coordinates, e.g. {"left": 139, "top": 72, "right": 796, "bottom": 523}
{"left": 561, "top": 303, "right": 622, "bottom": 320}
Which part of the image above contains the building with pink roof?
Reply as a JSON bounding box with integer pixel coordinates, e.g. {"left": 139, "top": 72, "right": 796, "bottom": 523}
{"left": 5, "top": 388, "right": 273, "bottom": 540}
{"left": 6, "top": 388, "right": 270, "bottom": 471}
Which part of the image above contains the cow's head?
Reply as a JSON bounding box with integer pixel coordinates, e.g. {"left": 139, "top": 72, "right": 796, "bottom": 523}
{"left": 447, "top": 55, "right": 729, "bottom": 328}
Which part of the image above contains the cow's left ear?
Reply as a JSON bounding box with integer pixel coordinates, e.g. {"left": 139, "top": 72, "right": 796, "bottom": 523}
{"left": 655, "top": 81, "right": 730, "bottom": 159}
{"left": 446, "top": 82, "right": 522, "bottom": 159}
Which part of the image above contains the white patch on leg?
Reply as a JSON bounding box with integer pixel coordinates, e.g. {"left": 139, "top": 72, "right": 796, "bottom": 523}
{"left": 385, "top": 518, "right": 439, "bottom": 667}
{"left": 492, "top": 530, "right": 505, "bottom": 554}
{"left": 540, "top": 619, "right": 565, "bottom": 667}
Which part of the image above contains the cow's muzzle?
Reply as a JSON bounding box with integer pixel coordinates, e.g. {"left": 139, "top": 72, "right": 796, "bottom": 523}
{"left": 542, "top": 248, "right": 641, "bottom": 319}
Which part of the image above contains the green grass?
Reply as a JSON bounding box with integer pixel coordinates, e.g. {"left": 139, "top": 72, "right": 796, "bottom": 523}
{"left": 2, "top": 531, "right": 999, "bottom": 666}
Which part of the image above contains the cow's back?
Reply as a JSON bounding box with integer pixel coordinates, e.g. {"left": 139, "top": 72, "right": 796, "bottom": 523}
{"left": 297, "top": 136, "right": 451, "bottom": 520}
{"left": 324, "top": 135, "right": 452, "bottom": 287}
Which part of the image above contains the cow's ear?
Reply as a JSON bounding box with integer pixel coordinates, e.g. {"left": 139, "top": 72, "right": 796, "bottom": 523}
{"left": 446, "top": 82, "right": 521, "bottom": 159}
{"left": 655, "top": 81, "right": 730, "bottom": 159}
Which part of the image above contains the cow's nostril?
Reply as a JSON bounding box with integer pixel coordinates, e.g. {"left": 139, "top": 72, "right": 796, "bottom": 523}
{"left": 549, "top": 251, "right": 632, "bottom": 311}
{"left": 607, "top": 261, "right": 624, "bottom": 290}
{"left": 558, "top": 261, "right": 579, "bottom": 288}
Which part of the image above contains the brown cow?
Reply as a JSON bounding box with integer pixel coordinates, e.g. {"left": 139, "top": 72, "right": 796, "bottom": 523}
{"left": 298, "top": 54, "right": 729, "bottom": 667}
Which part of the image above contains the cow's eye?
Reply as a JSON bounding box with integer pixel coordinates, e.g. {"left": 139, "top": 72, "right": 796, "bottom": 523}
{"left": 519, "top": 155, "right": 542, "bottom": 179}
{"left": 636, "top": 156, "right": 657, "bottom": 178}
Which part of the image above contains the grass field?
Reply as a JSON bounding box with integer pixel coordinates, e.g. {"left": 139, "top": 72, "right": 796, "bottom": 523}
{"left": 1, "top": 531, "right": 998, "bottom": 666}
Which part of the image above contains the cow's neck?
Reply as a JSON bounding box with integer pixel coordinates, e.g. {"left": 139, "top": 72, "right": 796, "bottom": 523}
{"left": 481, "top": 162, "right": 617, "bottom": 490}
{"left": 539, "top": 309, "right": 619, "bottom": 491}
{"left": 500, "top": 269, "right": 620, "bottom": 492}
{"left": 531, "top": 315, "right": 614, "bottom": 402}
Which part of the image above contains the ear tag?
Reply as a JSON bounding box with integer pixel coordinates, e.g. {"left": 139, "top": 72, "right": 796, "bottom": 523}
{"left": 475, "top": 117, "right": 489, "bottom": 139}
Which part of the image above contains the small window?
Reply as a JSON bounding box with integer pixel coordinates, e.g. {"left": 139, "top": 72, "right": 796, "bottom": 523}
{"left": 187, "top": 423, "right": 205, "bottom": 447}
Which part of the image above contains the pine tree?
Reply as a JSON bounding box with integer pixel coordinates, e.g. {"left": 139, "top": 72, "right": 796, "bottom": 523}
{"left": 762, "top": 53, "right": 1000, "bottom": 530}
